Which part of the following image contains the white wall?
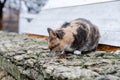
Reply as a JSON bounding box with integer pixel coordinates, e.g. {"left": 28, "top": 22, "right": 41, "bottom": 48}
{"left": 43, "top": 0, "right": 113, "bottom": 9}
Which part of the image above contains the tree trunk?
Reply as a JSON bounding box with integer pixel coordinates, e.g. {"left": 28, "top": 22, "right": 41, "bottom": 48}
{"left": 0, "top": 8, "right": 3, "bottom": 30}
{"left": 0, "top": 0, "right": 7, "bottom": 30}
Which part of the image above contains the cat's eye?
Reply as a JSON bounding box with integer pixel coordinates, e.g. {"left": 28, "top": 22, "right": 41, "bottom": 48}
{"left": 49, "top": 37, "right": 54, "bottom": 41}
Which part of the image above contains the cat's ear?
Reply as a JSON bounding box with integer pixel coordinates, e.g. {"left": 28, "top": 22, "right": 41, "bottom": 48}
{"left": 56, "top": 30, "right": 65, "bottom": 39}
{"left": 47, "top": 28, "right": 56, "bottom": 37}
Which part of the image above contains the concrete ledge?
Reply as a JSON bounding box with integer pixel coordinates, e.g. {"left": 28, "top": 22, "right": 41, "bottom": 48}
{"left": 0, "top": 31, "right": 120, "bottom": 80}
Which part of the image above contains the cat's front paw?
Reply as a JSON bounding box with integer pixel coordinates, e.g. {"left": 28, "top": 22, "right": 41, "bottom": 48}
{"left": 74, "top": 50, "right": 81, "bottom": 55}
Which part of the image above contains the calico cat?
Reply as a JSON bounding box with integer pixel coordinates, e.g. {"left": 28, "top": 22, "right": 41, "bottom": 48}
{"left": 47, "top": 18, "right": 100, "bottom": 54}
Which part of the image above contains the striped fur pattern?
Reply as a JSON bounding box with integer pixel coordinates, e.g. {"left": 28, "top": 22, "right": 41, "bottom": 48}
{"left": 47, "top": 18, "right": 100, "bottom": 54}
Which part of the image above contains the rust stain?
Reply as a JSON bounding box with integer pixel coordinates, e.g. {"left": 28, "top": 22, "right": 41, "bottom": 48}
{"left": 97, "top": 44, "right": 120, "bottom": 52}
{"left": 25, "top": 33, "right": 48, "bottom": 40}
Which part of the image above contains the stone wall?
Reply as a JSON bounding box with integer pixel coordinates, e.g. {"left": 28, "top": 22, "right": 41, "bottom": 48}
{"left": 0, "top": 31, "right": 120, "bottom": 80}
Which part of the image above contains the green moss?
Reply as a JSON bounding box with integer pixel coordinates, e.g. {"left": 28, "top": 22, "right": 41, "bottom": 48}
{"left": 36, "top": 40, "right": 47, "bottom": 45}
{"left": 103, "top": 53, "right": 120, "bottom": 59}
{"left": 0, "top": 55, "right": 29, "bottom": 80}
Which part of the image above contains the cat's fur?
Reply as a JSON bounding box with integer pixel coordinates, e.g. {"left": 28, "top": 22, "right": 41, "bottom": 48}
{"left": 47, "top": 18, "right": 100, "bottom": 54}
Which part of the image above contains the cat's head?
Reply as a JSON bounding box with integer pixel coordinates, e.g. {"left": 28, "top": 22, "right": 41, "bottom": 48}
{"left": 47, "top": 28, "right": 65, "bottom": 52}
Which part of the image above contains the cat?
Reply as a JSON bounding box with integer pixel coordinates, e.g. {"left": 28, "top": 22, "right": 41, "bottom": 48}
{"left": 47, "top": 18, "right": 100, "bottom": 55}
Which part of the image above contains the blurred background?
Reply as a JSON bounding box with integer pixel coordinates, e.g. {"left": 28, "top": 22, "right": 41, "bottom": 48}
{"left": 1, "top": 0, "right": 115, "bottom": 33}
{"left": 0, "top": 0, "right": 20, "bottom": 32}
{"left": 0, "top": 0, "right": 47, "bottom": 32}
